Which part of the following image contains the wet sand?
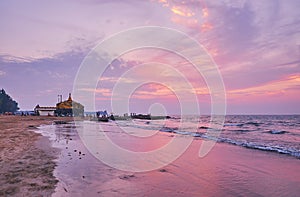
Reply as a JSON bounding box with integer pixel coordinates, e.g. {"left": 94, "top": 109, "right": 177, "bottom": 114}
{"left": 0, "top": 116, "right": 73, "bottom": 196}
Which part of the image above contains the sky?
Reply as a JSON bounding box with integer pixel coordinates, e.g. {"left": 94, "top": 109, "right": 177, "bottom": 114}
{"left": 0, "top": 0, "right": 299, "bottom": 115}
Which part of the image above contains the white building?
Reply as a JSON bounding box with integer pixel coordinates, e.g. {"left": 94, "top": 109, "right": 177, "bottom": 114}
{"left": 34, "top": 105, "right": 56, "bottom": 116}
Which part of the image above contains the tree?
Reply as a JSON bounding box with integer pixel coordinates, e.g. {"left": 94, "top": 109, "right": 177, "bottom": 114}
{"left": 0, "top": 89, "right": 19, "bottom": 113}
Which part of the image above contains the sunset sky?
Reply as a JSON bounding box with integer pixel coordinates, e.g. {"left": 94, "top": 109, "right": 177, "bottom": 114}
{"left": 0, "top": 0, "right": 299, "bottom": 114}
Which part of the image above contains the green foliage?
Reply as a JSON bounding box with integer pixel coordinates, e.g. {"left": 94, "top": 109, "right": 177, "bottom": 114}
{"left": 0, "top": 89, "right": 19, "bottom": 113}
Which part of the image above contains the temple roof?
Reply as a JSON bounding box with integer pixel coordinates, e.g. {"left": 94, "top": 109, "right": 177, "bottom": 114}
{"left": 56, "top": 93, "right": 84, "bottom": 109}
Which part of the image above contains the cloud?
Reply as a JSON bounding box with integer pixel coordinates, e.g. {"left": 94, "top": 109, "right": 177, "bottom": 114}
{"left": 229, "top": 73, "right": 300, "bottom": 97}
{"left": 0, "top": 49, "right": 87, "bottom": 109}
{"left": 0, "top": 0, "right": 299, "bottom": 114}
{"left": 80, "top": 88, "right": 112, "bottom": 97}
{"left": 0, "top": 70, "right": 6, "bottom": 76}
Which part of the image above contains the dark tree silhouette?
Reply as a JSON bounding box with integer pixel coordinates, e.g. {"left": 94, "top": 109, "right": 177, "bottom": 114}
{"left": 0, "top": 89, "right": 19, "bottom": 113}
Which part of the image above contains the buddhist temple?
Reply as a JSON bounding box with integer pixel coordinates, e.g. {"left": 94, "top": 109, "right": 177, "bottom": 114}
{"left": 55, "top": 93, "right": 84, "bottom": 117}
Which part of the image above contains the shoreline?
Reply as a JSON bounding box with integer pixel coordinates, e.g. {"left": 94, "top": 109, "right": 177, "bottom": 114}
{"left": 0, "top": 116, "right": 73, "bottom": 196}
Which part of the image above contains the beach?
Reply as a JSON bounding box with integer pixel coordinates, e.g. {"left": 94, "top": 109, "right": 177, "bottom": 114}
{"left": 1, "top": 116, "right": 300, "bottom": 196}
{"left": 1, "top": 0, "right": 299, "bottom": 196}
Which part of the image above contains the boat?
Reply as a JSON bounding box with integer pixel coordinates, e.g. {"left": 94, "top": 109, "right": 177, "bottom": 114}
{"left": 96, "top": 110, "right": 109, "bottom": 122}
{"left": 130, "top": 113, "right": 151, "bottom": 120}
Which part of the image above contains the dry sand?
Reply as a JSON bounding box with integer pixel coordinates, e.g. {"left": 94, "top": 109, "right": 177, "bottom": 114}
{"left": 0, "top": 116, "right": 73, "bottom": 196}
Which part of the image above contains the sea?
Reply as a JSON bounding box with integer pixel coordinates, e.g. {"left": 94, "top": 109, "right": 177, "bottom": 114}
{"left": 36, "top": 114, "right": 300, "bottom": 196}
{"left": 113, "top": 115, "right": 300, "bottom": 159}
{"left": 40, "top": 114, "right": 300, "bottom": 159}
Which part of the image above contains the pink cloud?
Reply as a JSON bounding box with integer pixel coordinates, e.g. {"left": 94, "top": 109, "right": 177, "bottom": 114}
{"left": 228, "top": 73, "right": 300, "bottom": 102}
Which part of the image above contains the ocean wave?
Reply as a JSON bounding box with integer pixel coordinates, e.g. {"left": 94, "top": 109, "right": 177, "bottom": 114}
{"left": 224, "top": 122, "right": 262, "bottom": 127}
{"left": 192, "top": 132, "right": 204, "bottom": 137}
{"left": 198, "top": 126, "right": 210, "bottom": 129}
{"left": 228, "top": 129, "right": 257, "bottom": 133}
{"left": 244, "top": 122, "right": 262, "bottom": 126}
{"left": 159, "top": 127, "right": 300, "bottom": 159}
{"left": 214, "top": 137, "right": 300, "bottom": 158}
{"left": 211, "top": 137, "right": 299, "bottom": 158}
{"left": 224, "top": 123, "right": 244, "bottom": 127}
{"left": 159, "top": 127, "right": 178, "bottom": 133}
{"left": 112, "top": 118, "right": 300, "bottom": 159}
{"left": 267, "top": 130, "right": 288, "bottom": 134}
